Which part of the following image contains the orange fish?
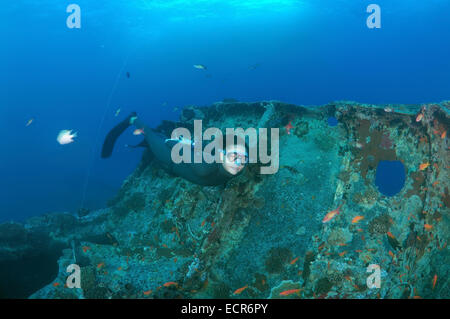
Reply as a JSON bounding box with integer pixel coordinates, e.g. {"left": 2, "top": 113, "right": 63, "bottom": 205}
{"left": 388, "top": 251, "right": 395, "bottom": 258}
{"left": 416, "top": 113, "right": 424, "bottom": 122}
{"left": 285, "top": 121, "right": 294, "bottom": 135}
{"left": 279, "top": 288, "right": 301, "bottom": 296}
{"left": 97, "top": 262, "right": 105, "bottom": 269}
{"left": 387, "top": 231, "right": 395, "bottom": 239}
{"left": 201, "top": 220, "right": 205, "bottom": 227}
{"left": 322, "top": 204, "right": 344, "bottom": 223}
{"left": 424, "top": 224, "right": 433, "bottom": 231}
{"left": 163, "top": 281, "right": 177, "bottom": 287}
{"left": 233, "top": 285, "right": 248, "bottom": 295}
{"left": 432, "top": 274, "right": 437, "bottom": 289}
{"left": 351, "top": 216, "right": 364, "bottom": 224}
{"left": 82, "top": 246, "right": 91, "bottom": 253}
{"left": 133, "top": 128, "right": 145, "bottom": 136}
{"left": 290, "top": 257, "right": 299, "bottom": 265}
{"left": 338, "top": 251, "right": 347, "bottom": 257}
{"left": 419, "top": 162, "right": 430, "bottom": 171}
{"left": 53, "top": 282, "right": 60, "bottom": 287}
{"left": 441, "top": 131, "right": 447, "bottom": 139}
{"left": 143, "top": 290, "right": 152, "bottom": 296}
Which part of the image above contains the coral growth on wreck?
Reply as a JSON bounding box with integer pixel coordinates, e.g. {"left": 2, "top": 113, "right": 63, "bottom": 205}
{"left": 0, "top": 100, "right": 448, "bottom": 299}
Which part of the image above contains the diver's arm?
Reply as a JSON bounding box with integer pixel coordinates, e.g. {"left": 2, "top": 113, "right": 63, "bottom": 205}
{"left": 132, "top": 117, "right": 173, "bottom": 165}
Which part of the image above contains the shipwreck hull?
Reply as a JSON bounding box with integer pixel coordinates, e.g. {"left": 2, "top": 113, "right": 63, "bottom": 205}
{"left": 1, "top": 100, "right": 448, "bottom": 299}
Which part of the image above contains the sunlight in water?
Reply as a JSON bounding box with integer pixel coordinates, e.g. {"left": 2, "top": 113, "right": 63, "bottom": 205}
{"left": 138, "top": 0, "right": 304, "bottom": 19}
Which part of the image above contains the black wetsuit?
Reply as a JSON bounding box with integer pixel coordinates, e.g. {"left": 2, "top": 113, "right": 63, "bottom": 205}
{"left": 101, "top": 113, "right": 237, "bottom": 186}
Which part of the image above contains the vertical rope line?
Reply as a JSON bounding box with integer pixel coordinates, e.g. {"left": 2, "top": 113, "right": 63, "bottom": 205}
{"left": 79, "top": 50, "right": 133, "bottom": 210}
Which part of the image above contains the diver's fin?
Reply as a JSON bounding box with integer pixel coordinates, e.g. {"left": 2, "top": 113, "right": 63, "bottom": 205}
{"left": 101, "top": 112, "right": 137, "bottom": 158}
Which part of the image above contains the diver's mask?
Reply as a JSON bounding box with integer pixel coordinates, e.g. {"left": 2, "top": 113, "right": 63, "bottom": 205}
{"left": 224, "top": 150, "right": 249, "bottom": 166}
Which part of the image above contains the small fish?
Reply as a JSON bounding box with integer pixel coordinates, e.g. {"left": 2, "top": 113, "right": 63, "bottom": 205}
{"left": 163, "top": 281, "right": 178, "bottom": 287}
{"left": 133, "top": 128, "right": 145, "bottom": 136}
{"left": 441, "top": 131, "right": 447, "bottom": 139}
{"left": 290, "top": 257, "right": 299, "bottom": 265}
{"left": 201, "top": 220, "right": 205, "bottom": 227}
{"left": 387, "top": 231, "right": 396, "bottom": 239}
{"left": 162, "top": 102, "right": 168, "bottom": 107}
{"left": 126, "top": 72, "right": 130, "bottom": 78}
{"left": 233, "top": 285, "right": 248, "bottom": 295}
{"left": 248, "top": 63, "right": 261, "bottom": 70}
{"left": 419, "top": 162, "right": 430, "bottom": 171}
{"left": 424, "top": 224, "right": 433, "bottom": 231}
{"left": 355, "top": 142, "right": 364, "bottom": 149}
{"left": 384, "top": 107, "right": 393, "bottom": 113}
{"left": 115, "top": 108, "right": 121, "bottom": 117}
{"left": 173, "top": 107, "right": 179, "bottom": 112}
{"left": 57, "top": 130, "right": 77, "bottom": 145}
{"left": 416, "top": 113, "right": 424, "bottom": 122}
{"left": 53, "top": 282, "right": 60, "bottom": 287}
{"left": 432, "top": 274, "right": 437, "bottom": 289}
{"left": 388, "top": 251, "right": 395, "bottom": 258}
{"left": 82, "top": 246, "right": 91, "bottom": 253}
{"left": 143, "top": 290, "right": 152, "bottom": 296}
{"left": 97, "top": 262, "right": 105, "bottom": 269}
{"left": 285, "top": 121, "right": 294, "bottom": 135}
{"left": 193, "top": 64, "right": 207, "bottom": 70}
{"left": 322, "top": 203, "right": 344, "bottom": 223}
{"left": 352, "top": 216, "right": 364, "bottom": 224}
{"left": 338, "top": 251, "right": 347, "bottom": 257}
{"left": 26, "top": 118, "right": 34, "bottom": 127}
{"left": 279, "top": 288, "right": 301, "bottom": 296}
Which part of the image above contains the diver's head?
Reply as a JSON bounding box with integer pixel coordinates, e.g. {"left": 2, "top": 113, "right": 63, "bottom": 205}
{"left": 219, "top": 143, "right": 248, "bottom": 175}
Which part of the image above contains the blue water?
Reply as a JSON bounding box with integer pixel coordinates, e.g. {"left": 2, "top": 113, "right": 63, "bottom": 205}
{"left": 327, "top": 117, "right": 338, "bottom": 127}
{"left": 1, "top": 0, "right": 449, "bottom": 222}
{"left": 375, "top": 160, "right": 406, "bottom": 197}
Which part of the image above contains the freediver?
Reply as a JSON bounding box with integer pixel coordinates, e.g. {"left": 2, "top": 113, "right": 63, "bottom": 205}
{"left": 101, "top": 113, "right": 249, "bottom": 186}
